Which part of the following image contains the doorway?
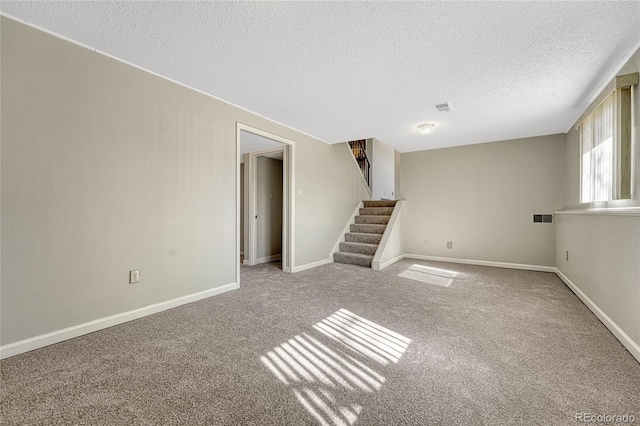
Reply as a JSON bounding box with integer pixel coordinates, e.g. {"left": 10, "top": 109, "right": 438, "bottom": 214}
{"left": 236, "top": 124, "right": 295, "bottom": 286}
{"left": 247, "top": 149, "right": 283, "bottom": 265}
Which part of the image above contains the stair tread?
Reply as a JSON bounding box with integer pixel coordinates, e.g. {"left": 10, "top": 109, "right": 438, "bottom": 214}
{"left": 333, "top": 251, "right": 373, "bottom": 267}
{"left": 345, "top": 232, "right": 383, "bottom": 244}
{"left": 341, "top": 242, "right": 378, "bottom": 247}
{"left": 335, "top": 252, "right": 373, "bottom": 260}
{"left": 355, "top": 216, "right": 390, "bottom": 225}
{"left": 363, "top": 200, "right": 397, "bottom": 208}
{"left": 360, "top": 208, "right": 393, "bottom": 215}
{"left": 350, "top": 223, "right": 387, "bottom": 234}
{"left": 339, "top": 241, "right": 378, "bottom": 255}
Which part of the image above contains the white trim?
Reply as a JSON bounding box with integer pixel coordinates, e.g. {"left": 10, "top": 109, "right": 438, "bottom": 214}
{"left": 236, "top": 126, "right": 242, "bottom": 287}
{"left": 0, "top": 282, "right": 239, "bottom": 360}
{"left": 632, "top": 82, "right": 637, "bottom": 200}
{"left": 237, "top": 123, "right": 295, "bottom": 273}
{"left": 403, "top": 254, "right": 556, "bottom": 272}
{"left": 256, "top": 254, "right": 282, "bottom": 264}
{"left": 247, "top": 146, "right": 285, "bottom": 267}
{"left": 329, "top": 202, "right": 363, "bottom": 260}
{"left": 0, "top": 13, "right": 331, "bottom": 147}
{"left": 372, "top": 200, "right": 405, "bottom": 271}
{"left": 376, "top": 254, "right": 640, "bottom": 362}
{"left": 344, "top": 143, "right": 372, "bottom": 196}
{"left": 287, "top": 141, "right": 296, "bottom": 273}
{"left": 378, "top": 254, "right": 406, "bottom": 270}
{"left": 245, "top": 145, "right": 257, "bottom": 267}
{"left": 555, "top": 207, "right": 640, "bottom": 217}
{"left": 292, "top": 259, "right": 331, "bottom": 273}
{"left": 555, "top": 269, "right": 640, "bottom": 363}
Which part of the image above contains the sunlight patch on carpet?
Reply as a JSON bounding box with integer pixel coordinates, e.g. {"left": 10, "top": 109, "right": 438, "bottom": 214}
{"left": 260, "top": 309, "right": 411, "bottom": 425}
{"left": 398, "top": 264, "right": 458, "bottom": 287}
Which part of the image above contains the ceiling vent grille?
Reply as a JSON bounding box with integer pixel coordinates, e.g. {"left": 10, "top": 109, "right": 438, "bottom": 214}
{"left": 434, "top": 102, "right": 452, "bottom": 112}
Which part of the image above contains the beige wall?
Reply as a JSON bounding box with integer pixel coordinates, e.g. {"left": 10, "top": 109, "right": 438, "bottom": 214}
{"left": 402, "top": 134, "right": 566, "bottom": 267}
{"left": 620, "top": 48, "right": 640, "bottom": 199}
{"left": 234, "top": 113, "right": 371, "bottom": 267}
{"left": 556, "top": 47, "right": 640, "bottom": 360}
{"left": 564, "top": 48, "right": 640, "bottom": 205}
{"left": 0, "top": 17, "right": 369, "bottom": 346}
{"left": 256, "top": 157, "right": 283, "bottom": 260}
{"left": 371, "top": 138, "right": 395, "bottom": 200}
{"left": 556, "top": 213, "right": 640, "bottom": 353}
{"left": 372, "top": 201, "right": 405, "bottom": 270}
{"left": 564, "top": 127, "right": 581, "bottom": 206}
{"left": 394, "top": 150, "right": 402, "bottom": 200}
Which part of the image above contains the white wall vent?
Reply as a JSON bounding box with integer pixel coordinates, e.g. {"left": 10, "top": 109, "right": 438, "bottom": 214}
{"left": 434, "top": 102, "right": 452, "bottom": 112}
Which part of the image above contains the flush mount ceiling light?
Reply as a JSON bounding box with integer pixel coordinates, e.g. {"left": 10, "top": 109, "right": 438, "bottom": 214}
{"left": 416, "top": 123, "right": 435, "bottom": 134}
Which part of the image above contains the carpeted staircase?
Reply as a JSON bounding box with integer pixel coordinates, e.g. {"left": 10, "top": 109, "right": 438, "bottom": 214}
{"left": 333, "top": 200, "right": 397, "bottom": 267}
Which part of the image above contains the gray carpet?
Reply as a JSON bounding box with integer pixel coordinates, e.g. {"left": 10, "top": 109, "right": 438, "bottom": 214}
{"left": 1, "top": 259, "right": 639, "bottom": 425}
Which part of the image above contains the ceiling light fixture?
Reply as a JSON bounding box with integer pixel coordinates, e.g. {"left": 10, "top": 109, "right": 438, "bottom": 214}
{"left": 417, "top": 123, "right": 435, "bottom": 135}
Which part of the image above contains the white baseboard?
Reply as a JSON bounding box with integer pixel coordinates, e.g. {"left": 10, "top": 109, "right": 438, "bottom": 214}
{"left": 555, "top": 269, "right": 640, "bottom": 363}
{"left": 404, "top": 254, "right": 556, "bottom": 272}
{"left": 256, "top": 254, "right": 282, "bottom": 264}
{"left": 379, "top": 255, "right": 406, "bottom": 270}
{"left": 292, "top": 258, "right": 331, "bottom": 273}
{"left": 394, "top": 255, "right": 639, "bottom": 362}
{"left": 0, "top": 282, "right": 239, "bottom": 360}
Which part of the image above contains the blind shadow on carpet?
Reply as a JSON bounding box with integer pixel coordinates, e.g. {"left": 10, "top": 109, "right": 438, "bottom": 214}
{"left": 260, "top": 308, "right": 412, "bottom": 425}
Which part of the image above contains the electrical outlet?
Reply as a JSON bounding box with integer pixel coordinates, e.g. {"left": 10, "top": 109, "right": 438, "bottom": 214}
{"left": 565, "top": 251, "right": 569, "bottom": 262}
{"left": 447, "top": 242, "right": 453, "bottom": 249}
{"left": 129, "top": 270, "right": 140, "bottom": 284}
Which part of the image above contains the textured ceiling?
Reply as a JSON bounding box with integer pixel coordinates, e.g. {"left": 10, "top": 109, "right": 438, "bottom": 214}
{"left": 2, "top": 1, "right": 640, "bottom": 152}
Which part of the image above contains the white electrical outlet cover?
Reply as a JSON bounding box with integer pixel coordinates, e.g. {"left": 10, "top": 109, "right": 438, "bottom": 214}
{"left": 129, "top": 270, "right": 140, "bottom": 284}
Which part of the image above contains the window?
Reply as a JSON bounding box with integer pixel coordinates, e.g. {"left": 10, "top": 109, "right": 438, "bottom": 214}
{"left": 580, "top": 91, "right": 616, "bottom": 202}
{"left": 578, "top": 73, "right": 637, "bottom": 203}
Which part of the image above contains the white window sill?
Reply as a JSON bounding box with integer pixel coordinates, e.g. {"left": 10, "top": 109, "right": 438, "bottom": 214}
{"left": 556, "top": 204, "right": 640, "bottom": 217}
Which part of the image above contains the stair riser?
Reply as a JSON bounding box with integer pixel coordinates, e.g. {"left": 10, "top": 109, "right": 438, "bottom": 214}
{"left": 359, "top": 208, "right": 393, "bottom": 216}
{"left": 363, "top": 200, "right": 397, "bottom": 208}
{"left": 333, "top": 252, "right": 372, "bottom": 267}
{"left": 345, "top": 233, "right": 382, "bottom": 244}
{"left": 355, "top": 216, "right": 390, "bottom": 225}
{"left": 339, "top": 242, "right": 378, "bottom": 255}
{"left": 350, "top": 224, "right": 386, "bottom": 234}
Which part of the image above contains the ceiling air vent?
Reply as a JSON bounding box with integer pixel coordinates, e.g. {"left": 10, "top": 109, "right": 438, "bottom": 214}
{"left": 434, "top": 102, "right": 452, "bottom": 113}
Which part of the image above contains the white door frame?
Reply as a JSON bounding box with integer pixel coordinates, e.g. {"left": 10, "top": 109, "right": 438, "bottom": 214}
{"left": 246, "top": 146, "right": 284, "bottom": 266}
{"left": 236, "top": 123, "right": 295, "bottom": 285}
